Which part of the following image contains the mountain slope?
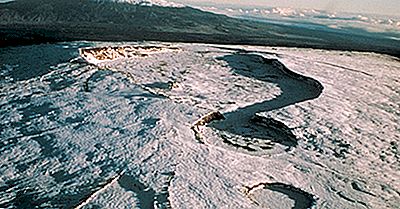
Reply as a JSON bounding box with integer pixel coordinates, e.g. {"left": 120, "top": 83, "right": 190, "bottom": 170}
{"left": 0, "top": 0, "right": 399, "bottom": 57}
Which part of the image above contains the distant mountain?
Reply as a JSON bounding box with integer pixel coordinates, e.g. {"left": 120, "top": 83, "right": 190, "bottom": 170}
{"left": 0, "top": 0, "right": 277, "bottom": 42}
{"left": 0, "top": 0, "right": 399, "bottom": 57}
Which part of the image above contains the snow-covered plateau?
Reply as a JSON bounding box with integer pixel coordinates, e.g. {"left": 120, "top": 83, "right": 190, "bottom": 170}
{"left": 0, "top": 42, "right": 399, "bottom": 208}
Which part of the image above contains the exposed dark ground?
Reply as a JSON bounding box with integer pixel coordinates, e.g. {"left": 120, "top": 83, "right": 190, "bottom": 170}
{"left": 0, "top": 0, "right": 399, "bottom": 57}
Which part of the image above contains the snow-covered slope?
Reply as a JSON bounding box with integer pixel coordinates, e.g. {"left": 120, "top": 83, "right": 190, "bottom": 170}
{"left": 0, "top": 42, "right": 399, "bottom": 208}
{"left": 93, "top": 0, "right": 184, "bottom": 7}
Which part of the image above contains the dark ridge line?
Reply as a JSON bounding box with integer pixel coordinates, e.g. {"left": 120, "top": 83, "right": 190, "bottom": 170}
{"left": 351, "top": 182, "right": 376, "bottom": 197}
{"left": 75, "top": 173, "right": 123, "bottom": 209}
{"left": 212, "top": 46, "right": 280, "bottom": 57}
{"left": 337, "top": 191, "right": 369, "bottom": 208}
{"left": 317, "top": 61, "right": 373, "bottom": 77}
{"left": 245, "top": 182, "right": 317, "bottom": 209}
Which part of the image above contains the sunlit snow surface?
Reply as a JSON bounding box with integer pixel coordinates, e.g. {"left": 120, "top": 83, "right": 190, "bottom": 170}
{"left": 0, "top": 42, "right": 399, "bottom": 208}
{"left": 93, "top": 0, "right": 184, "bottom": 7}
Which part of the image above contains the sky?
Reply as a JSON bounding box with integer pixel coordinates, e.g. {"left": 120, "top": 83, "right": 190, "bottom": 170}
{"left": 173, "top": 0, "right": 400, "bottom": 16}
